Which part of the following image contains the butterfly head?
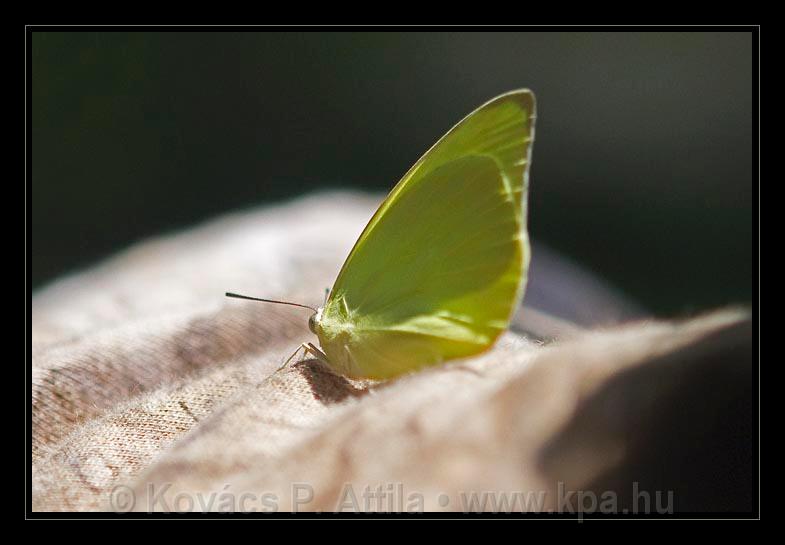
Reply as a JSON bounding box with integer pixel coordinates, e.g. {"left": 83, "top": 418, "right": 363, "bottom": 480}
{"left": 308, "top": 307, "right": 324, "bottom": 335}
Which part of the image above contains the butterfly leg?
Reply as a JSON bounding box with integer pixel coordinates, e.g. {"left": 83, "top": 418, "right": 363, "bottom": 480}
{"left": 276, "top": 342, "right": 330, "bottom": 373}
{"left": 276, "top": 343, "right": 308, "bottom": 372}
{"left": 303, "top": 342, "right": 330, "bottom": 365}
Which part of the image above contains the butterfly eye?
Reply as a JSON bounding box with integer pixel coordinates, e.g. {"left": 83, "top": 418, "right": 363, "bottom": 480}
{"left": 308, "top": 313, "right": 317, "bottom": 334}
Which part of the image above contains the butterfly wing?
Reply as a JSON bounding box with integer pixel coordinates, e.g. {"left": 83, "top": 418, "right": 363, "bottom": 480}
{"left": 318, "top": 90, "right": 536, "bottom": 379}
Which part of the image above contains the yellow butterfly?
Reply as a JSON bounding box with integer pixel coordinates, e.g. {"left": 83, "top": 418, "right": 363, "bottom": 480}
{"left": 228, "top": 89, "right": 536, "bottom": 379}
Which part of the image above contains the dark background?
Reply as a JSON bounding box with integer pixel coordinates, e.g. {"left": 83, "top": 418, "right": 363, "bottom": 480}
{"left": 31, "top": 31, "right": 753, "bottom": 316}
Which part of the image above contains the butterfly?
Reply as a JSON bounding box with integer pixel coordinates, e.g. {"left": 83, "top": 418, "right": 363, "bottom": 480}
{"left": 228, "top": 89, "right": 536, "bottom": 379}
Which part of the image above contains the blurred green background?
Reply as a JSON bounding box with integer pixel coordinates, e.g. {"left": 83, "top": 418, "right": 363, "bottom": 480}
{"left": 31, "top": 31, "right": 753, "bottom": 315}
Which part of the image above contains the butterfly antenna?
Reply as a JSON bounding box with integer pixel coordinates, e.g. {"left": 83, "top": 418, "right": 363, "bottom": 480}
{"left": 225, "top": 292, "right": 317, "bottom": 312}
